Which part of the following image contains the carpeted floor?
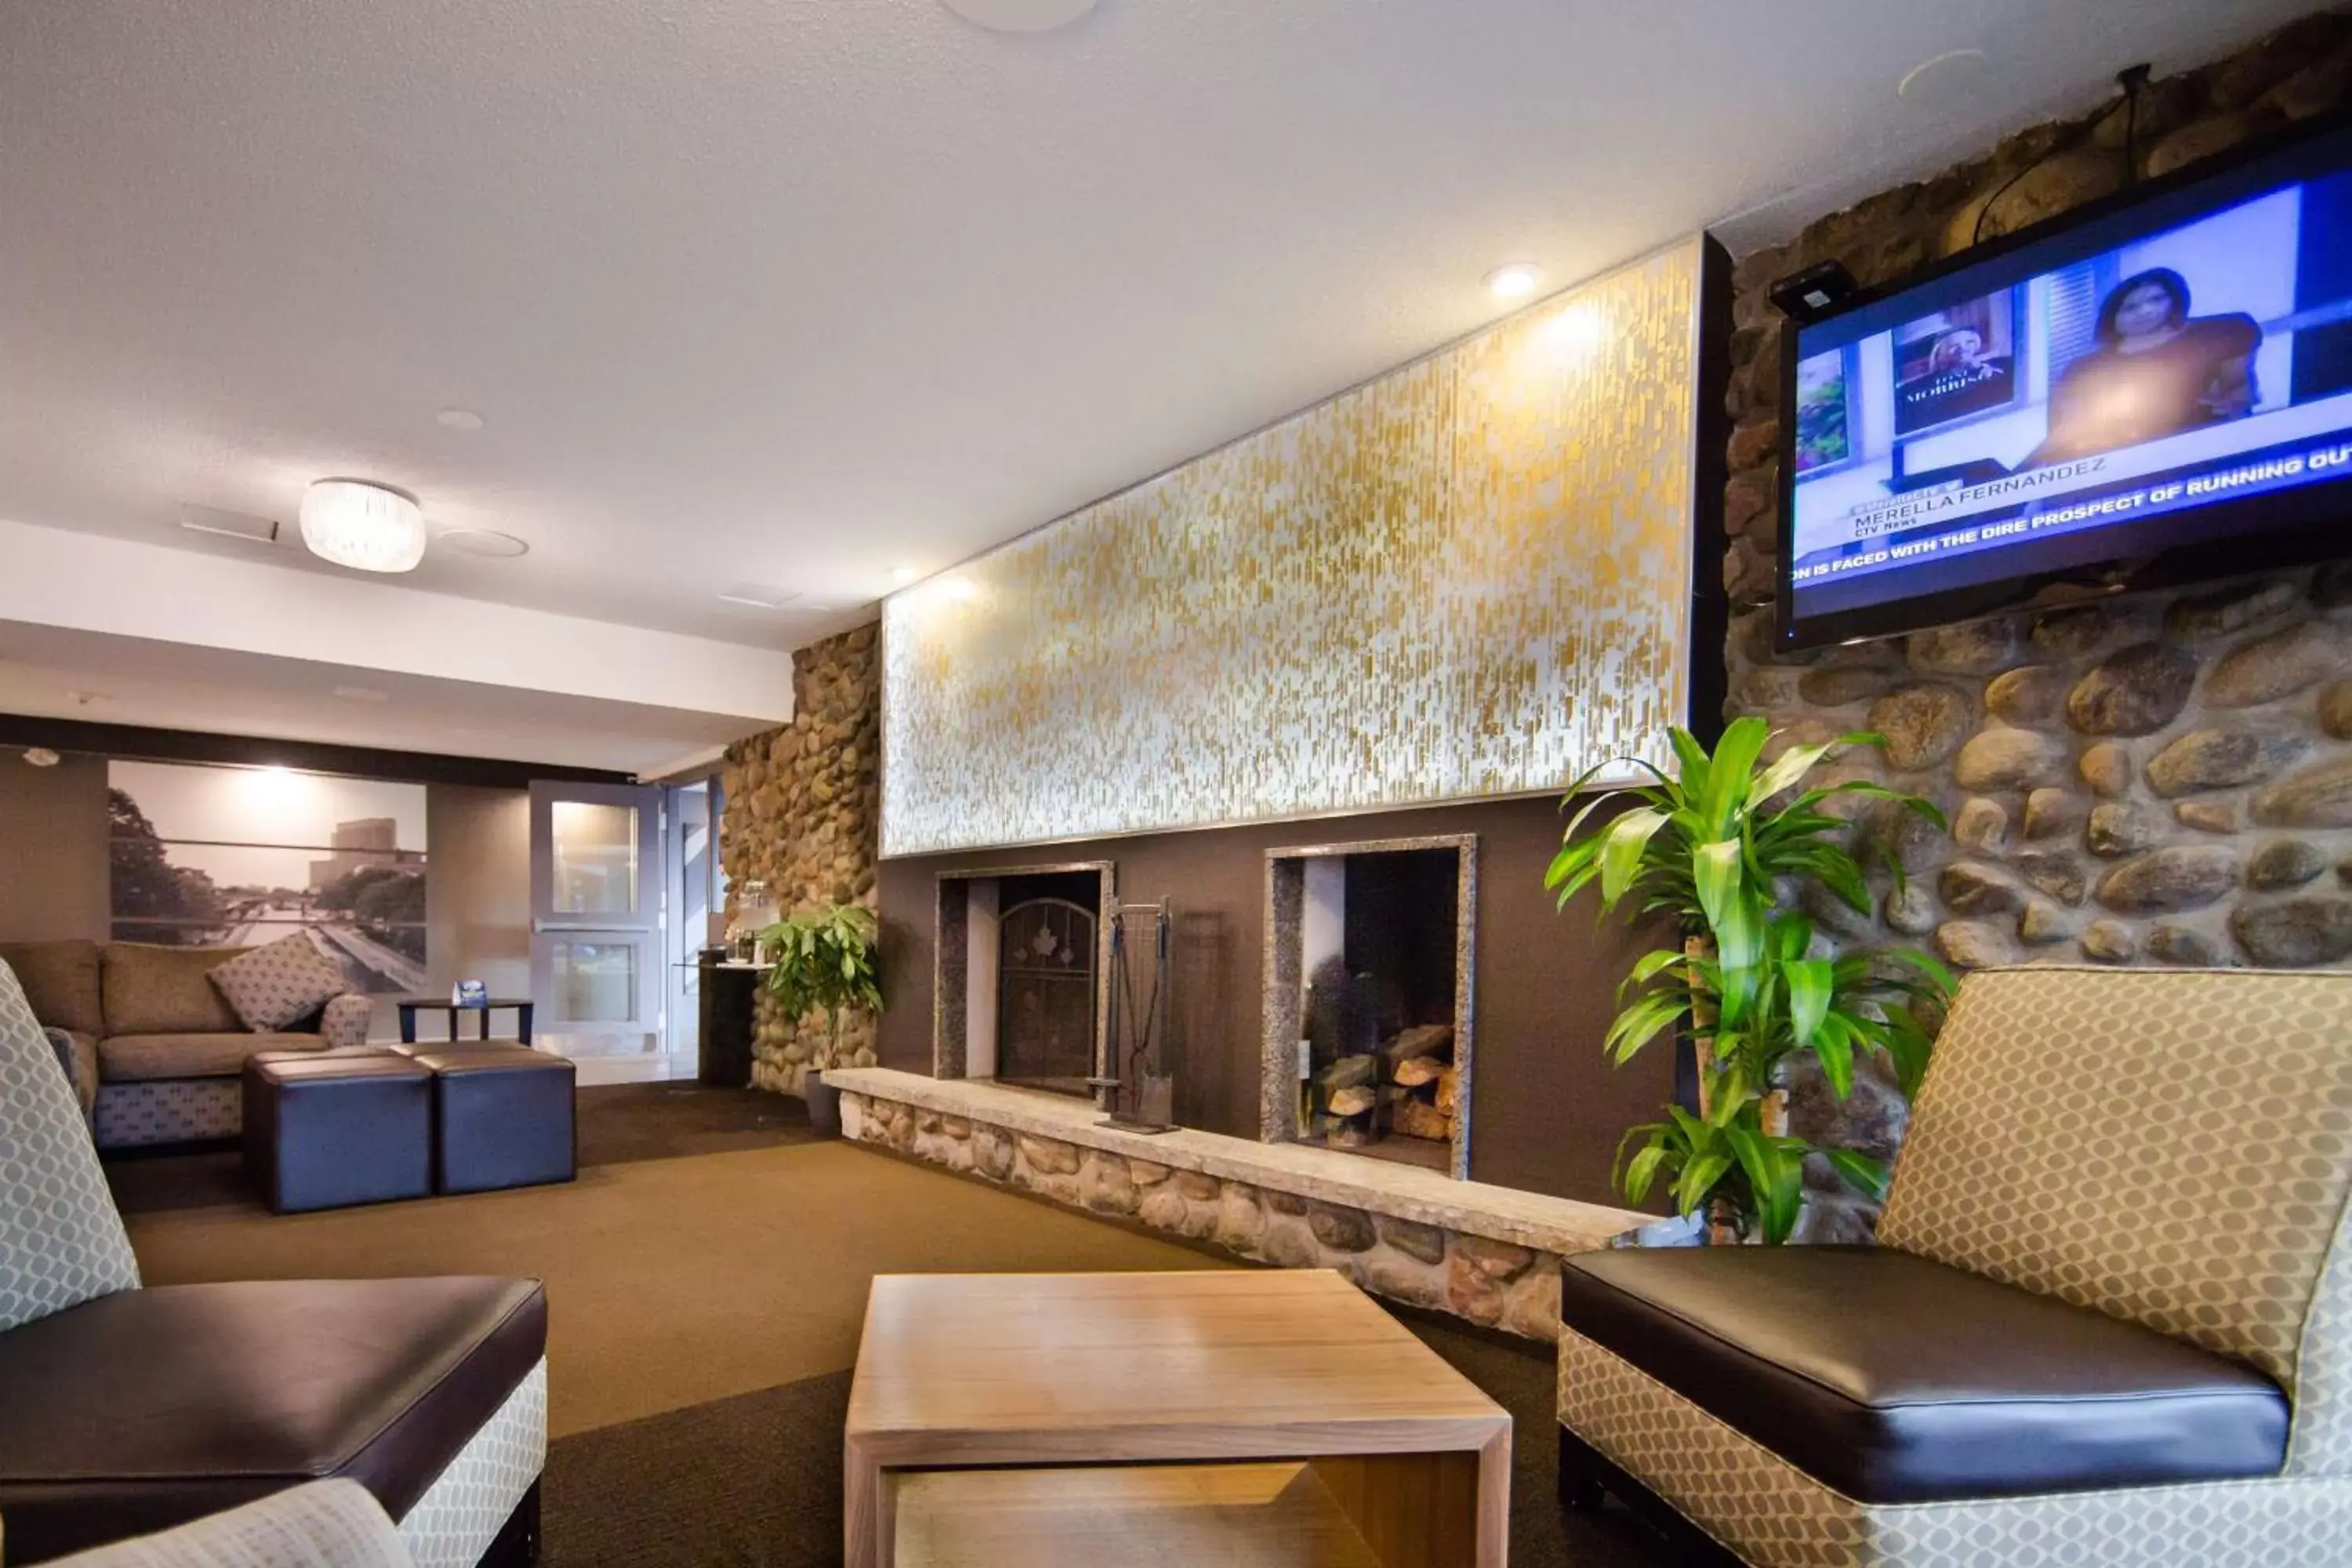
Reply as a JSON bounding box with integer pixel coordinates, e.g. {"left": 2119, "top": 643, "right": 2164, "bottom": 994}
{"left": 114, "top": 1084, "right": 1688, "bottom": 1566}
{"left": 107, "top": 1081, "right": 818, "bottom": 1215}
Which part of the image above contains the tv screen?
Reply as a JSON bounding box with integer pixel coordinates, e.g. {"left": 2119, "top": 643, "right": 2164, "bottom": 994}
{"left": 1779, "top": 120, "right": 2352, "bottom": 648}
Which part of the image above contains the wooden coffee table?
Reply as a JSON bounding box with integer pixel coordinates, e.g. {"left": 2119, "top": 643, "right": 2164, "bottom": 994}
{"left": 845, "top": 1270, "right": 1512, "bottom": 1567}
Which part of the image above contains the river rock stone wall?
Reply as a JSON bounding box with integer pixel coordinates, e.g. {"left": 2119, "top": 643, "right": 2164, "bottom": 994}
{"left": 720, "top": 623, "right": 882, "bottom": 1094}
{"left": 836, "top": 1087, "right": 1568, "bottom": 1338}
{"left": 1723, "top": 13, "right": 2352, "bottom": 1240}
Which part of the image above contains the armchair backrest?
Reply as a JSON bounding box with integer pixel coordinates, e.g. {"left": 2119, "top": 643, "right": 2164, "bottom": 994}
{"left": 1878, "top": 965, "right": 2352, "bottom": 1472}
{"left": 0, "top": 958, "right": 140, "bottom": 1334}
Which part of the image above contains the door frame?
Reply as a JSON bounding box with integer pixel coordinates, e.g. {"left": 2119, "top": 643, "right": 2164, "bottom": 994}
{"left": 528, "top": 779, "right": 664, "bottom": 1069}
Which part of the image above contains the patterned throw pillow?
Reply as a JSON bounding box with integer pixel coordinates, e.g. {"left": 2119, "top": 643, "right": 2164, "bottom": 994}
{"left": 208, "top": 933, "right": 350, "bottom": 1033}
{"left": 0, "top": 956, "right": 140, "bottom": 1333}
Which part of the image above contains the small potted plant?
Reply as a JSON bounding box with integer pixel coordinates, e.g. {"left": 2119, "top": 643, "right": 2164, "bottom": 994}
{"left": 760, "top": 903, "right": 884, "bottom": 1136}
{"left": 1548, "top": 717, "right": 1951, "bottom": 1243}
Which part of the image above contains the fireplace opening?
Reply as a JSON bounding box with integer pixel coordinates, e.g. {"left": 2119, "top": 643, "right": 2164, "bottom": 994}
{"left": 1263, "top": 835, "right": 1475, "bottom": 1178}
{"left": 995, "top": 870, "right": 1102, "bottom": 1096}
{"left": 932, "top": 861, "right": 1116, "bottom": 1098}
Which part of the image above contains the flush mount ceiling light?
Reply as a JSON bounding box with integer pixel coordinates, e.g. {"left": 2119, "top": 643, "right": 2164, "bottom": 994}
{"left": 1485, "top": 263, "right": 1542, "bottom": 301}
{"left": 938, "top": 0, "right": 1099, "bottom": 33}
{"left": 893, "top": 565, "right": 922, "bottom": 584}
{"left": 20, "top": 747, "right": 60, "bottom": 768}
{"left": 436, "top": 408, "right": 485, "bottom": 430}
{"left": 299, "top": 480, "right": 427, "bottom": 572}
{"left": 436, "top": 527, "right": 530, "bottom": 559}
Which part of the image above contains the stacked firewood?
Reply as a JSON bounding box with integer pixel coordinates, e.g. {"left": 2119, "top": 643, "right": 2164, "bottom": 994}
{"left": 1309, "top": 1023, "right": 1455, "bottom": 1148}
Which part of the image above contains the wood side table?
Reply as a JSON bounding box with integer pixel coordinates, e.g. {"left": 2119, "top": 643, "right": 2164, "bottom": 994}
{"left": 395, "top": 997, "right": 535, "bottom": 1047}
{"left": 845, "top": 1270, "right": 1511, "bottom": 1568}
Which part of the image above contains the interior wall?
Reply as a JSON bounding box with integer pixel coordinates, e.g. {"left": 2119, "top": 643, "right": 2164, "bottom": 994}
{"left": 419, "top": 784, "right": 532, "bottom": 1039}
{"left": 1724, "top": 13, "right": 2352, "bottom": 978}
{"left": 0, "top": 751, "right": 535, "bottom": 1043}
{"left": 0, "top": 753, "right": 108, "bottom": 943}
{"left": 717, "top": 623, "right": 882, "bottom": 1093}
{"left": 1714, "top": 13, "right": 2352, "bottom": 1239}
{"left": 875, "top": 795, "right": 1670, "bottom": 1208}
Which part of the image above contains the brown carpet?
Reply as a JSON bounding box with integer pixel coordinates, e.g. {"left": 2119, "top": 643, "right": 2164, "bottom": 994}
{"left": 114, "top": 1087, "right": 1686, "bottom": 1565}
{"left": 126, "top": 1140, "right": 1224, "bottom": 1437}
{"left": 107, "top": 1081, "right": 818, "bottom": 1216}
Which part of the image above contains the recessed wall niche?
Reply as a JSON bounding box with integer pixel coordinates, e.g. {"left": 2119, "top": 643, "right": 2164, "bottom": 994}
{"left": 1261, "top": 834, "right": 1477, "bottom": 1180}
{"left": 932, "top": 862, "right": 1116, "bottom": 1093}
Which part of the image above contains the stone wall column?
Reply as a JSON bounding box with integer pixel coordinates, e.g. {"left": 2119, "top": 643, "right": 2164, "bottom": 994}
{"left": 719, "top": 622, "right": 883, "bottom": 1094}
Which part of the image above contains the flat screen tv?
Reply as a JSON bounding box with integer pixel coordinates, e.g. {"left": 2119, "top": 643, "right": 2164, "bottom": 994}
{"left": 1777, "top": 118, "right": 2352, "bottom": 649}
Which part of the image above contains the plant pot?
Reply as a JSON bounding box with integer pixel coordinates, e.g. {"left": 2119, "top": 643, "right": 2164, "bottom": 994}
{"left": 804, "top": 1069, "right": 843, "bottom": 1138}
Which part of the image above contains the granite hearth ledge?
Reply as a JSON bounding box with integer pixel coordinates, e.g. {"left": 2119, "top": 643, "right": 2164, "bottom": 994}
{"left": 825, "top": 1069, "right": 1642, "bottom": 1337}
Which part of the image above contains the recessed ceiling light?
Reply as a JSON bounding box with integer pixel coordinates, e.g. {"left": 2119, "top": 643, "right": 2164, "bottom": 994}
{"left": 1485, "top": 263, "right": 1542, "bottom": 301}
{"left": 437, "top": 408, "right": 485, "bottom": 430}
{"left": 893, "top": 566, "right": 921, "bottom": 584}
{"left": 717, "top": 584, "right": 801, "bottom": 610}
{"left": 332, "top": 685, "right": 390, "bottom": 702}
{"left": 938, "top": 0, "right": 1099, "bottom": 33}
{"left": 436, "top": 527, "right": 531, "bottom": 558}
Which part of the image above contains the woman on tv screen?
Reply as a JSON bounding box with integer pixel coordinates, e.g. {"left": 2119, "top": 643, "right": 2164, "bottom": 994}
{"left": 2028, "top": 267, "right": 2262, "bottom": 465}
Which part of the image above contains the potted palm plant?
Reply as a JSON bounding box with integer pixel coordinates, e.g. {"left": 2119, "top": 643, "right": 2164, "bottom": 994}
{"left": 760, "top": 902, "right": 884, "bottom": 1136}
{"left": 1547, "top": 717, "right": 1952, "bottom": 1243}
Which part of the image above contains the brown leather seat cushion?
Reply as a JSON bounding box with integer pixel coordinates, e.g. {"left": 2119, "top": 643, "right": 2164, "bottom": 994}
{"left": 100, "top": 1031, "right": 328, "bottom": 1082}
{"left": 1561, "top": 1246, "right": 2288, "bottom": 1504}
{"left": 0, "top": 1276, "right": 544, "bottom": 1563}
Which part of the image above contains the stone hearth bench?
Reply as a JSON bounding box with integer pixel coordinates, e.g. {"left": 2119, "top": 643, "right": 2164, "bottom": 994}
{"left": 823, "top": 1067, "right": 1645, "bottom": 1340}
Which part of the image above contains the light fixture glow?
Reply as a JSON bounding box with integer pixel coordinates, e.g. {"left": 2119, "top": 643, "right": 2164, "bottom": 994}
{"left": 1486, "top": 263, "right": 1542, "bottom": 300}
{"left": 299, "top": 480, "right": 427, "bottom": 572}
{"left": 893, "top": 566, "right": 921, "bottom": 584}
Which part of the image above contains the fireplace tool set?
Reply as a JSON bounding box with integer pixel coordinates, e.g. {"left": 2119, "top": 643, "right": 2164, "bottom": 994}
{"left": 1091, "top": 898, "right": 1177, "bottom": 1132}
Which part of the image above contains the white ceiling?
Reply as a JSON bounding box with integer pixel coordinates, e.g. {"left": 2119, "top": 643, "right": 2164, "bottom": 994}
{"left": 0, "top": 620, "right": 755, "bottom": 775}
{"left": 0, "top": 0, "right": 2317, "bottom": 656}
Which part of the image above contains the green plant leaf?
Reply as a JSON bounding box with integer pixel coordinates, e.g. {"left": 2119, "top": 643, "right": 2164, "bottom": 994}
{"left": 1699, "top": 717, "right": 1769, "bottom": 834}
{"left": 1674, "top": 1149, "right": 1734, "bottom": 1217}
{"left": 1667, "top": 728, "right": 1711, "bottom": 801}
{"left": 1821, "top": 1148, "right": 1889, "bottom": 1202}
{"left": 1602, "top": 990, "right": 1690, "bottom": 1065}
{"left": 1784, "top": 957, "right": 1832, "bottom": 1048}
{"left": 1691, "top": 839, "right": 1743, "bottom": 936}
{"left": 1597, "top": 807, "right": 1671, "bottom": 910}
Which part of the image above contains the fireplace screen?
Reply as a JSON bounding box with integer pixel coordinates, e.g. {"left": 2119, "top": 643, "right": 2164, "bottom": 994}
{"left": 996, "top": 897, "right": 1098, "bottom": 1095}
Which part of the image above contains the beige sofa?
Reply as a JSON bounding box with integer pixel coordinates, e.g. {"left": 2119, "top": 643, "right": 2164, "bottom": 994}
{"left": 0, "top": 938, "right": 370, "bottom": 1149}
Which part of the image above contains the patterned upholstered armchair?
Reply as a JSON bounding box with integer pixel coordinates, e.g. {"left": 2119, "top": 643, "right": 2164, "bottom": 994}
{"left": 1556, "top": 965, "right": 2352, "bottom": 1567}
{"left": 0, "top": 960, "right": 547, "bottom": 1567}
{"left": 38, "top": 1479, "right": 414, "bottom": 1568}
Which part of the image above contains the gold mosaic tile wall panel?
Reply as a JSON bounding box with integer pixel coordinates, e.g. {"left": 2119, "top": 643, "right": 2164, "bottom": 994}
{"left": 882, "top": 236, "right": 1703, "bottom": 858}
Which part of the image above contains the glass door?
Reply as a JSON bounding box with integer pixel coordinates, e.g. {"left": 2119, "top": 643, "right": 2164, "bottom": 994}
{"left": 530, "top": 780, "right": 662, "bottom": 1068}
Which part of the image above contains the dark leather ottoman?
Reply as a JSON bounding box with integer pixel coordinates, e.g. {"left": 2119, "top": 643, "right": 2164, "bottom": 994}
{"left": 244, "top": 1047, "right": 433, "bottom": 1214}
{"left": 408, "top": 1045, "right": 576, "bottom": 1194}
{"left": 0, "top": 1276, "right": 544, "bottom": 1563}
